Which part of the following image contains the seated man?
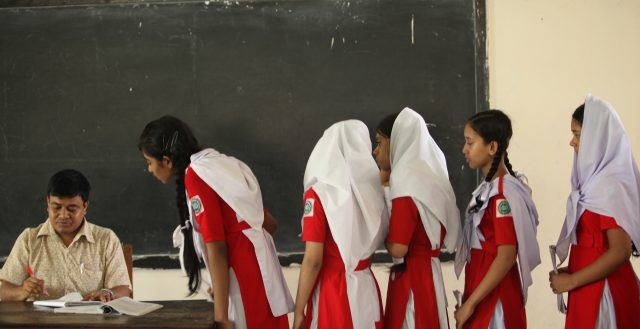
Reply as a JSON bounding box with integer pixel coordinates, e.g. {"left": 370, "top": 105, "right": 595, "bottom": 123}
{"left": 0, "top": 169, "right": 131, "bottom": 301}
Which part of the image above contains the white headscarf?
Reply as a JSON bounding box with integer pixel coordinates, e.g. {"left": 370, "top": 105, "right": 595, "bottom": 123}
{"left": 389, "top": 107, "right": 460, "bottom": 252}
{"left": 303, "top": 120, "right": 389, "bottom": 271}
{"left": 556, "top": 94, "right": 640, "bottom": 263}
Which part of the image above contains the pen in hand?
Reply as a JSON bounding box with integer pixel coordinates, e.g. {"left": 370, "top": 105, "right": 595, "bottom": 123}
{"left": 25, "top": 265, "right": 49, "bottom": 296}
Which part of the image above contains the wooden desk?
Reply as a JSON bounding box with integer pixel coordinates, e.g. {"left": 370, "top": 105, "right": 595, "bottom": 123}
{"left": 0, "top": 299, "right": 216, "bottom": 329}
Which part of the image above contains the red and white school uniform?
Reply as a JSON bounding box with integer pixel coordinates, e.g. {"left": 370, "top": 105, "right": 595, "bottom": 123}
{"left": 455, "top": 174, "right": 540, "bottom": 329}
{"left": 178, "top": 148, "right": 293, "bottom": 329}
{"left": 564, "top": 210, "right": 640, "bottom": 329}
{"left": 386, "top": 108, "right": 461, "bottom": 329}
{"left": 301, "top": 120, "right": 389, "bottom": 329}
{"left": 385, "top": 197, "right": 448, "bottom": 329}
{"left": 462, "top": 180, "right": 525, "bottom": 329}
{"left": 555, "top": 95, "right": 640, "bottom": 328}
{"left": 301, "top": 188, "right": 384, "bottom": 329}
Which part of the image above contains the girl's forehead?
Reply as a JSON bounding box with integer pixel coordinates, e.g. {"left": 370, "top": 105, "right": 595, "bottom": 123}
{"left": 463, "top": 124, "right": 478, "bottom": 136}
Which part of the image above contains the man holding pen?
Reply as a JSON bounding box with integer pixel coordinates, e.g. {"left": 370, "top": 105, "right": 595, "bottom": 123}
{"left": 0, "top": 169, "right": 130, "bottom": 301}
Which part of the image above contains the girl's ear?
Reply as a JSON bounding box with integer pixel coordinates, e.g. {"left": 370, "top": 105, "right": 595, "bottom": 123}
{"left": 162, "top": 155, "right": 173, "bottom": 169}
{"left": 488, "top": 141, "right": 499, "bottom": 156}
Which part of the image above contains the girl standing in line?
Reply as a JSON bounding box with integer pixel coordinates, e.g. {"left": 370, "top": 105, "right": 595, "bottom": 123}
{"left": 373, "top": 107, "right": 460, "bottom": 329}
{"left": 549, "top": 95, "right": 640, "bottom": 328}
{"left": 293, "top": 120, "right": 388, "bottom": 329}
{"left": 138, "top": 116, "right": 293, "bottom": 329}
{"left": 454, "top": 110, "right": 540, "bottom": 329}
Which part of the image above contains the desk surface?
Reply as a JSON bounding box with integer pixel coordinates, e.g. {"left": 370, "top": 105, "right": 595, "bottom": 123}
{"left": 0, "top": 299, "right": 216, "bottom": 329}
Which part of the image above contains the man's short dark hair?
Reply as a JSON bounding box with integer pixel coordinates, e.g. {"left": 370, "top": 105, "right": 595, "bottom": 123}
{"left": 47, "top": 169, "right": 91, "bottom": 202}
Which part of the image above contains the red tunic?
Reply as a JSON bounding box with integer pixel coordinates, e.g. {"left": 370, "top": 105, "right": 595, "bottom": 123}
{"left": 185, "top": 167, "right": 288, "bottom": 329}
{"left": 463, "top": 181, "right": 526, "bottom": 329}
{"left": 301, "top": 188, "right": 383, "bottom": 329}
{"left": 565, "top": 210, "right": 640, "bottom": 329}
{"left": 384, "top": 196, "right": 448, "bottom": 329}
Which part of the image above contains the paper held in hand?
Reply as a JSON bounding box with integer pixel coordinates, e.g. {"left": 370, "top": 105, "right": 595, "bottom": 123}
{"left": 34, "top": 293, "right": 163, "bottom": 316}
{"left": 549, "top": 245, "right": 568, "bottom": 314}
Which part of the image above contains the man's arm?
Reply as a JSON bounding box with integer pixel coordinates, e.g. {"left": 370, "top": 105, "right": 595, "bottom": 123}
{"left": 82, "top": 284, "right": 130, "bottom": 302}
{"left": 0, "top": 278, "right": 46, "bottom": 301}
{"left": 0, "top": 228, "right": 44, "bottom": 301}
{"left": 91, "top": 230, "right": 132, "bottom": 300}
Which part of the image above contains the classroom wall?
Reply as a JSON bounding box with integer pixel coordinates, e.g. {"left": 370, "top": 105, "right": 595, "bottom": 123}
{"left": 134, "top": 1, "right": 640, "bottom": 327}
{"left": 3, "top": 1, "right": 638, "bottom": 328}
{"left": 132, "top": 3, "right": 640, "bottom": 328}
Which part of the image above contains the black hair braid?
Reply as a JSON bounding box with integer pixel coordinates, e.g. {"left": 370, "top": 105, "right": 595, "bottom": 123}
{"left": 485, "top": 142, "right": 506, "bottom": 182}
{"left": 468, "top": 143, "right": 505, "bottom": 214}
{"left": 175, "top": 167, "right": 201, "bottom": 294}
{"left": 504, "top": 151, "right": 516, "bottom": 176}
{"left": 138, "top": 115, "right": 203, "bottom": 295}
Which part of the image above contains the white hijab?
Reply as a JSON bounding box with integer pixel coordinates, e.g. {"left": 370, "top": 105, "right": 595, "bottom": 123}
{"left": 303, "top": 120, "right": 389, "bottom": 271}
{"left": 389, "top": 107, "right": 460, "bottom": 252}
{"left": 556, "top": 94, "right": 640, "bottom": 263}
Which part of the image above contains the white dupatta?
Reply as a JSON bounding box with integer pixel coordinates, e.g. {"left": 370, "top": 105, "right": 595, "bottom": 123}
{"left": 186, "top": 148, "right": 294, "bottom": 316}
{"left": 389, "top": 107, "right": 460, "bottom": 251}
{"left": 556, "top": 94, "right": 640, "bottom": 263}
{"left": 303, "top": 120, "right": 389, "bottom": 328}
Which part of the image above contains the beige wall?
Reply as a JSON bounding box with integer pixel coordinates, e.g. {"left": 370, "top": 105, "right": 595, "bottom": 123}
{"left": 487, "top": 0, "right": 640, "bottom": 327}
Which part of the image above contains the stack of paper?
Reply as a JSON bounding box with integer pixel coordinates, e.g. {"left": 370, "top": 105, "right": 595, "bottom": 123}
{"left": 34, "top": 293, "right": 163, "bottom": 316}
{"left": 33, "top": 292, "right": 101, "bottom": 307}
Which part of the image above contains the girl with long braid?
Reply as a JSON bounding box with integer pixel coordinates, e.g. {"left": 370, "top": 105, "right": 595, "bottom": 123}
{"left": 454, "top": 110, "right": 540, "bottom": 329}
{"left": 138, "top": 116, "right": 293, "bottom": 329}
{"left": 549, "top": 95, "right": 640, "bottom": 328}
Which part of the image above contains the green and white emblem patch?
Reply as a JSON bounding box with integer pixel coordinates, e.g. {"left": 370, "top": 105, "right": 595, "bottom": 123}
{"left": 303, "top": 199, "right": 314, "bottom": 217}
{"left": 496, "top": 198, "right": 511, "bottom": 218}
{"left": 191, "top": 195, "right": 204, "bottom": 216}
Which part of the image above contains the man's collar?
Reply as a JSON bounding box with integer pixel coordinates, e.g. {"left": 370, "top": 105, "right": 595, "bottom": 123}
{"left": 37, "top": 218, "right": 95, "bottom": 244}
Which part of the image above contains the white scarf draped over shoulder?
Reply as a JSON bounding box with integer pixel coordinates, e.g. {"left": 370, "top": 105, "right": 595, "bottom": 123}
{"left": 389, "top": 107, "right": 461, "bottom": 252}
{"left": 188, "top": 148, "right": 294, "bottom": 316}
{"left": 556, "top": 94, "right": 640, "bottom": 263}
{"left": 189, "top": 148, "right": 264, "bottom": 228}
{"left": 454, "top": 174, "right": 540, "bottom": 303}
{"left": 303, "top": 120, "right": 389, "bottom": 271}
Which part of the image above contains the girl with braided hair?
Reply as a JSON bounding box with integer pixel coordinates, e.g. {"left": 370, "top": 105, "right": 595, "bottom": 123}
{"left": 550, "top": 95, "right": 640, "bottom": 328}
{"left": 454, "top": 110, "right": 540, "bottom": 329}
{"left": 138, "top": 116, "right": 293, "bottom": 329}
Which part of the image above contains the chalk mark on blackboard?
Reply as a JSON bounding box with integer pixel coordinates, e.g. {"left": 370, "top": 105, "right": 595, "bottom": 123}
{"left": 411, "top": 14, "right": 415, "bottom": 45}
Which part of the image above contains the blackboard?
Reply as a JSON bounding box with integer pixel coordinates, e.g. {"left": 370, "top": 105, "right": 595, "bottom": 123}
{"left": 0, "top": 0, "right": 487, "bottom": 266}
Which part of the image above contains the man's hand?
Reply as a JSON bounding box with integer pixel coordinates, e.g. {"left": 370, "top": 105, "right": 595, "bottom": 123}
{"left": 20, "top": 276, "right": 46, "bottom": 300}
{"left": 83, "top": 289, "right": 114, "bottom": 302}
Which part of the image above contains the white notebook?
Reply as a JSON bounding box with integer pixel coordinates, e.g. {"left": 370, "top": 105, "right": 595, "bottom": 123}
{"left": 33, "top": 292, "right": 102, "bottom": 308}
{"left": 53, "top": 297, "right": 163, "bottom": 316}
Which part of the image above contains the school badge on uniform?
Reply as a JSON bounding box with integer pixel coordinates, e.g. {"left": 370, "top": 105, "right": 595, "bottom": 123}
{"left": 191, "top": 195, "right": 204, "bottom": 216}
{"left": 496, "top": 198, "right": 511, "bottom": 218}
{"left": 303, "top": 199, "right": 314, "bottom": 217}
